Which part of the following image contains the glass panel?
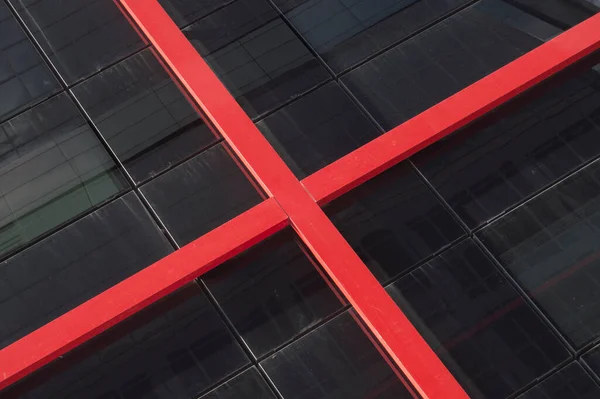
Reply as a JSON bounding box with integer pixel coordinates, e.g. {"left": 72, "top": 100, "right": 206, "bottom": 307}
{"left": 325, "top": 161, "right": 463, "bottom": 283}
{"left": 140, "top": 143, "right": 262, "bottom": 246}
{"left": 516, "top": 362, "right": 600, "bottom": 399}
{"left": 72, "top": 48, "right": 219, "bottom": 183}
{"left": 182, "top": 0, "right": 330, "bottom": 119}
{"left": 584, "top": 344, "right": 600, "bottom": 381}
{"left": 158, "top": 0, "right": 232, "bottom": 27}
{"left": 261, "top": 311, "right": 415, "bottom": 399}
{"left": 1, "top": 284, "right": 249, "bottom": 399}
{"left": 199, "top": 368, "right": 276, "bottom": 399}
{"left": 9, "top": 0, "right": 145, "bottom": 84}
{"left": 507, "top": 0, "right": 599, "bottom": 29}
{"left": 204, "top": 229, "right": 344, "bottom": 357}
{"left": 479, "top": 158, "right": 600, "bottom": 348}
{"left": 415, "top": 57, "right": 600, "bottom": 228}
{"left": 0, "top": 192, "right": 172, "bottom": 350}
{"left": 0, "top": 93, "right": 129, "bottom": 260}
{"left": 386, "top": 239, "right": 570, "bottom": 399}
{"left": 341, "top": 0, "right": 557, "bottom": 130}
{"left": 272, "top": 0, "right": 472, "bottom": 73}
{"left": 0, "top": 1, "right": 60, "bottom": 123}
{"left": 257, "top": 82, "right": 379, "bottom": 179}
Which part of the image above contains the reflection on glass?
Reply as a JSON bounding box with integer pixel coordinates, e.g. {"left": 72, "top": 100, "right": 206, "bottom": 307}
{"left": 341, "top": 0, "right": 566, "bottom": 130}
{"left": 273, "top": 0, "right": 471, "bottom": 72}
{"left": 0, "top": 93, "right": 129, "bottom": 260}
{"left": 199, "top": 368, "right": 276, "bottom": 399}
{"left": 140, "top": 143, "right": 262, "bottom": 246}
{"left": 0, "top": 192, "right": 172, "bottom": 350}
{"left": 204, "top": 230, "right": 343, "bottom": 357}
{"left": 415, "top": 59, "right": 600, "bottom": 228}
{"left": 257, "top": 82, "right": 379, "bottom": 179}
{"left": 183, "top": 0, "right": 330, "bottom": 119}
{"left": 516, "top": 362, "right": 600, "bottom": 399}
{"left": 261, "top": 311, "right": 415, "bottom": 399}
{"left": 480, "top": 159, "right": 600, "bottom": 348}
{"left": 325, "top": 161, "right": 463, "bottom": 283}
{"left": 0, "top": 284, "right": 249, "bottom": 399}
{"left": 0, "top": 2, "right": 60, "bottom": 123}
{"left": 387, "top": 239, "right": 569, "bottom": 399}
{"left": 9, "top": 0, "right": 145, "bottom": 84}
{"left": 72, "top": 48, "right": 219, "bottom": 183}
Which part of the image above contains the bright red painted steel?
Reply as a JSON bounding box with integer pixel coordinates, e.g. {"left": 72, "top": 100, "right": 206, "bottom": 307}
{"left": 118, "top": 1, "right": 470, "bottom": 397}
{"left": 0, "top": 198, "right": 288, "bottom": 391}
{"left": 302, "top": 12, "right": 600, "bottom": 205}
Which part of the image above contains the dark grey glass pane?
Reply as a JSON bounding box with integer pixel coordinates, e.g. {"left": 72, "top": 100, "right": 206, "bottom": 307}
{"left": 72, "top": 48, "right": 219, "bottom": 183}
{"left": 0, "top": 284, "right": 249, "bottom": 399}
{"left": 273, "top": 0, "right": 471, "bottom": 73}
{"left": 183, "top": 0, "right": 330, "bottom": 119}
{"left": 199, "top": 368, "right": 276, "bottom": 399}
{"left": 0, "top": 93, "right": 129, "bottom": 260}
{"left": 257, "top": 82, "right": 379, "bottom": 179}
{"left": 9, "top": 0, "right": 145, "bottom": 84}
{"left": 0, "top": 2, "right": 60, "bottom": 123}
{"left": 0, "top": 192, "right": 172, "bottom": 350}
{"left": 325, "top": 162, "right": 463, "bottom": 283}
{"left": 341, "top": 0, "right": 544, "bottom": 130}
{"left": 204, "top": 230, "right": 343, "bottom": 357}
{"left": 415, "top": 60, "right": 600, "bottom": 228}
{"left": 158, "top": 0, "right": 232, "bottom": 27}
{"left": 479, "top": 159, "right": 600, "bottom": 348}
{"left": 517, "top": 363, "right": 600, "bottom": 399}
{"left": 261, "top": 311, "right": 415, "bottom": 399}
{"left": 584, "top": 344, "right": 600, "bottom": 381}
{"left": 140, "top": 143, "right": 262, "bottom": 246}
{"left": 507, "top": 0, "right": 599, "bottom": 29}
{"left": 387, "top": 239, "right": 570, "bottom": 399}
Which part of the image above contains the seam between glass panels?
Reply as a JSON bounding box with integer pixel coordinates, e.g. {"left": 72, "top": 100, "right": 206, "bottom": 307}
{"left": 118, "top": 1, "right": 470, "bottom": 398}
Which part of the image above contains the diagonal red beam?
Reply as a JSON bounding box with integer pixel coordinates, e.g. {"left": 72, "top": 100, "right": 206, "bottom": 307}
{"left": 302, "top": 12, "right": 600, "bottom": 205}
{"left": 118, "top": 1, "right": 470, "bottom": 398}
{"left": 0, "top": 198, "right": 288, "bottom": 391}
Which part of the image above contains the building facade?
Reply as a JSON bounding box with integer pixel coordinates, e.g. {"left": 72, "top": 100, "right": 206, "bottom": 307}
{"left": 1, "top": 0, "right": 600, "bottom": 398}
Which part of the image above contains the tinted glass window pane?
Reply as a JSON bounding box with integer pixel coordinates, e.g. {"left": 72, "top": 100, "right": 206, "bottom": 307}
{"left": 1, "top": 284, "right": 249, "bottom": 399}
{"left": 72, "top": 49, "right": 219, "bottom": 183}
{"left": 508, "top": 0, "right": 599, "bottom": 29}
{"left": 0, "top": 93, "right": 129, "bottom": 260}
{"left": 183, "top": 0, "right": 330, "bottom": 119}
{"left": 415, "top": 60, "right": 600, "bottom": 228}
{"left": 273, "top": 0, "right": 471, "bottom": 73}
{"left": 0, "top": 2, "right": 60, "bottom": 123}
{"left": 204, "top": 230, "right": 343, "bottom": 357}
{"left": 9, "top": 0, "right": 145, "bottom": 84}
{"left": 479, "top": 159, "right": 600, "bottom": 348}
{"left": 199, "top": 368, "right": 276, "bottom": 399}
{"left": 341, "top": 0, "right": 547, "bottom": 130}
{"left": 584, "top": 344, "right": 600, "bottom": 380}
{"left": 257, "top": 82, "right": 379, "bottom": 179}
{"left": 0, "top": 192, "right": 172, "bottom": 350}
{"left": 140, "top": 143, "right": 262, "bottom": 246}
{"left": 261, "top": 311, "right": 414, "bottom": 399}
{"left": 325, "top": 162, "right": 463, "bottom": 283}
{"left": 158, "top": 0, "right": 231, "bottom": 27}
{"left": 517, "top": 362, "right": 600, "bottom": 399}
{"left": 386, "top": 239, "right": 569, "bottom": 399}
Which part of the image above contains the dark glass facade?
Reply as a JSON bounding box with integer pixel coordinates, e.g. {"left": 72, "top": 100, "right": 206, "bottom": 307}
{"left": 2, "top": 1, "right": 600, "bottom": 399}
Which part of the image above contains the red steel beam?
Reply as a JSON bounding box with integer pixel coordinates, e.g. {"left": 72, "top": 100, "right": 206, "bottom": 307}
{"left": 0, "top": 198, "right": 288, "bottom": 391}
{"left": 302, "top": 12, "right": 600, "bottom": 205}
{"left": 118, "top": 1, "right": 470, "bottom": 398}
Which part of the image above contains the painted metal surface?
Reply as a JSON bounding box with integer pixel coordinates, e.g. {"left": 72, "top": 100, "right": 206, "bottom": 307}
{"left": 0, "top": 198, "right": 288, "bottom": 391}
